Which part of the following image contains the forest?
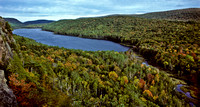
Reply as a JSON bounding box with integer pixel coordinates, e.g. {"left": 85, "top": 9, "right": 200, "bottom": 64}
{"left": 8, "top": 34, "right": 190, "bottom": 106}
{"left": 41, "top": 15, "right": 200, "bottom": 87}
{"left": 2, "top": 8, "right": 200, "bottom": 106}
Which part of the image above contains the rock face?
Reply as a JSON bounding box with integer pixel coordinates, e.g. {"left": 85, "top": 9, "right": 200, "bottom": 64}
{"left": 0, "top": 17, "right": 14, "bottom": 67}
{"left": 0, "top": 17, "right": 17, "bottom": 106}
{"left": 0, "top": 70, "right": 17, "bottom": 106}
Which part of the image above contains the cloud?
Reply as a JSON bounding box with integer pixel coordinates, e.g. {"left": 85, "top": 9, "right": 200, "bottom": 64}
{"left": 0, "top": 0, "right": 199, "bottom": 21}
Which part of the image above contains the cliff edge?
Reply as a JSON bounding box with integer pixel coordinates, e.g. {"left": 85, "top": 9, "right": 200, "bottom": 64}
{"left": 0, "top": 16, "right": 17, "bottom": 106}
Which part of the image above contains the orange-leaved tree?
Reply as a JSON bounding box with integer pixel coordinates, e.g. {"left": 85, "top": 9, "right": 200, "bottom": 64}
{"left": 8, "top": 73, "right": 37, "bottom": 106}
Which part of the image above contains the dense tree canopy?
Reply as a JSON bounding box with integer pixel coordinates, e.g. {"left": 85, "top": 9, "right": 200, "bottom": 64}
{"left": 7, "top": 35, "right": 191, "bottom": 106}
{"left": 41, "top": 16, "right": 200, "bottom": 86}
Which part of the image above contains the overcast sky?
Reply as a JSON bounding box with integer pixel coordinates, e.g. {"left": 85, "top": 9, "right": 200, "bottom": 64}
{"left": 0, "top": 0, "right": 199, "bottom": 22}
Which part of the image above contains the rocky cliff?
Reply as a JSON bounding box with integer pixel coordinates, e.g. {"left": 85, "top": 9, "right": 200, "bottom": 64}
{"left": 0, "top": 17, "right": 17, "bottom": 106}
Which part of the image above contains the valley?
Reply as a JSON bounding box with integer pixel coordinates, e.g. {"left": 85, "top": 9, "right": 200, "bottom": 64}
{"left": 1, "top": 8, "right": 200, "bottom": 106}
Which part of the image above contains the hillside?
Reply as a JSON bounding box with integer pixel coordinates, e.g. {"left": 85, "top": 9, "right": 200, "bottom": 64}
{"left": 42, "top": 15, "right": 200, "bottom": 88}
{"left": 4, "top": 18, "right": 24, "bottom": 29}
{"left": 23, "top": 20, "right": 54, "bottom": 25}
{"left": 135, "top": 8, "right": 200, "bottom": 21}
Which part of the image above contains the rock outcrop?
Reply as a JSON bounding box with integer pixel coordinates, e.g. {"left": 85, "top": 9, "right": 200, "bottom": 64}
{"left": 0, "top": 70, "right": 17, "bottom": 106}
{"left": 0, "top": 17, "right": 14, "bottom": 67}
{"left": 0, "top": 17, "right": 17, "bottom": 106}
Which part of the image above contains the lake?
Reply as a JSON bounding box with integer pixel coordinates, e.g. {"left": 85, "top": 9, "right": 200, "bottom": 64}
{"left": 13, "top": 28, "right": 129, "bottom": 51}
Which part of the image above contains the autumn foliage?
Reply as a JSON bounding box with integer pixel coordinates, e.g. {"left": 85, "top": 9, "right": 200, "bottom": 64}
{"left": 6, "top": 35, "right": 188, "bottom": 106}
{"left": 8, "top": 74, "right": 36, "bottom": 106}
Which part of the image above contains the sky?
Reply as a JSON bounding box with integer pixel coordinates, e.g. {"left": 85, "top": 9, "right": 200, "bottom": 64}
{"left": 0, "top": 0, "right": 199, "bottom": 22}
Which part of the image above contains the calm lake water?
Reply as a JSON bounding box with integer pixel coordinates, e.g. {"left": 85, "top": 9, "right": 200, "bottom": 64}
{"left": 13, "top": 28, "right": 129, "bottom": 51}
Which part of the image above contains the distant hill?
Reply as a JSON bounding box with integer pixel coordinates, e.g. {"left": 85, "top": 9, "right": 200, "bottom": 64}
{"left": 23, "top": 20, "right": 55, "bottom": 25}
{"left": 4, "top": 18, "right": 55, "bottom": 29}
{"left": 4, "top": 18, "right": 23, "bottom": 28}
{"left": 135, "top": 8, "right": 200, "bottom": 21}
{"left": 4, "top": 18, "right": 23, "bottom": 25}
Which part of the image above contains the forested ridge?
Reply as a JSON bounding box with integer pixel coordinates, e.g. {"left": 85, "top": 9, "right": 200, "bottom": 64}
{"left": 42, "top": 15, "right": 200, "bottom": 87}
{"left": 135, "top": 8, "right": 200, "bottom": 21}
